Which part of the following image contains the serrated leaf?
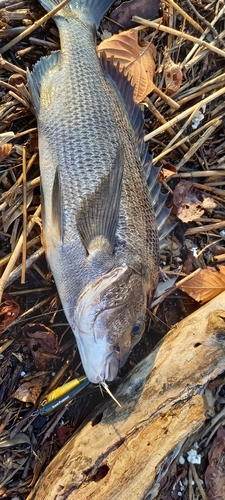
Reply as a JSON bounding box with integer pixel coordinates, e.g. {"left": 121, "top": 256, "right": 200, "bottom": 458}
{"left": 97, "top": 29, "right": 156, "bottom": 103}
{"left": 179, "top": 266, "right": 225, "bottom": 304}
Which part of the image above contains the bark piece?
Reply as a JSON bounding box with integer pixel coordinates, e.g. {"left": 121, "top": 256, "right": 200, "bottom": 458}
{"left": 27, "top": 291, "right": 225, "bottom": 500}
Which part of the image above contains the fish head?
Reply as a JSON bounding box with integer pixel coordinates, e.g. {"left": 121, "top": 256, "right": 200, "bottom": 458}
{"left": 73, "top": 264, "right": 148, "bottom": 384}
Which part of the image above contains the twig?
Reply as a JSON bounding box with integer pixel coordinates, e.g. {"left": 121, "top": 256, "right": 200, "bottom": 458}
{"left": 6, "top": 246, "right": 45, "bottom": 288}
{"left": 192, "top": 181, "right": 225, "bottom": 198}
{"left": 144, "top": 86, "right": 225, "bottom": 141}
{"left": 0, "top": 0, "right": 73, "bottom": 55}
{"left": 189, "top": 464, "right": 207, "bottom": 500}
{"left": 153, "top": 117, "right": 224, "bottom": 164}
{"left": 185, "top": 221, "right": 225, "bottom": 236}
{"left": 176, "top": 119, "right": 222, "bottom": 170}
{"left": 171, "top": 170, "right": 225, "bottom": 179}
{"left": 21, "top": 147, "right": 27, "bottom": 284}
{"left": 188, "top": 465, "right": 193, "bottom": 500}
{"left": 132, "top": 16, "right": 225, "bottom": 59}
{"left": 144, "top": 97, "right": 188, "bottom": 151}
{"left": 186, "top": 0, "right": 225, "bottom": 47}
{"left": 166, "top": 0, "right": 203, "bottom": 34}
{"left": 153, "top": 85, "right": 180, "bottom": 110}
{"left": 0, "top": 152, "right": 37, "bottom": 206}
{"left": 0, "top": 54, "right": 26, "bottom": 76}
{"left": 181, "top": 6, "right": 225, "bottom": 67}
{"left": 0, "top": 205, "right": 41, "bottom": 302}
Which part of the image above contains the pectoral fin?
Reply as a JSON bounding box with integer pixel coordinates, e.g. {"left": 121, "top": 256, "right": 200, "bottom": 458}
{"left": 76, "top": 149, "right": 123, "bottom": 253}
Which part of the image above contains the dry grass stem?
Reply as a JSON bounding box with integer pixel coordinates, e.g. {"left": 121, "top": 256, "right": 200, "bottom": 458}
{"left": 144, "top": 86, "right": 225, "bottom": 141}
{"left": 181, "top": 6, "right": 225, "bottom": 67}
{"left": 0, "top": 152, "right": 37, "bottom": 206}
{"left": 0, "top": 54, "right": 26, "bottom": 76}
{"left": 153, "top": 117, "right": 223, "bottom": 164}
{"left": 172, "top": 170, "right": 225, "bottom": 179}
{"left": 189, "top": 464, "right": 207, "bottom": 500}
{"left": 0, "top": 204, "right": 41, "bottom": 302}
{"left": 6, "top": 246, "right": 45, "bottom": 288}
{"left": 176, "top": 119, "right": 222, "bottom": 170}
{"left": 21, "top": 146, "right": 27, "bottom": 284}
{"left": 166, "top": 0, "right": 203, "bottom": 33}
{"left": 153, "top": 85, "right": 180, "bottom": 110}
{"left": 185, "top": 221, "right": 225, "bottom": 236}
{"left": 144, "top": 97, "right": 188, "bottom": 151}
{"left": 186, "top": 0, "right": 225, "bottom": 47}
{"left": 132, "top": 16, "right": 225, "bottom": 59}
{"left": 192, "top": 182, "right": 225, "bottom": 198}
{"left": 0, "top": 0, "right": 74, "bottom": 55}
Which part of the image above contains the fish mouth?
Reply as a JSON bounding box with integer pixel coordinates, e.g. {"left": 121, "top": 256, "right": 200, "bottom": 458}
{"left": 75, "top": 333, "right": 119, "bottom": 384}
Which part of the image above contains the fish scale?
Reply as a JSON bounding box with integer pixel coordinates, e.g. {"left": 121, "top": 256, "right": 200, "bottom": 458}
{"left": 27, "top": 0, "right": 174, "bottom": 384}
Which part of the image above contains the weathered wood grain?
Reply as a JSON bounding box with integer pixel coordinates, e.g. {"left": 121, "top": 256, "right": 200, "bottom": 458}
{"left": 28, "top": 291, "right": 225, "bottom": 500}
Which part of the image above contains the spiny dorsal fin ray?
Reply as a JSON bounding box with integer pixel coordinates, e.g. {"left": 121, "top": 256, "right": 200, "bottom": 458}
{"left": 100, "top": 55, "right": 176, "bottom": 242}
{"left": 76, "top": 149, "right": 123, "bottom": 253}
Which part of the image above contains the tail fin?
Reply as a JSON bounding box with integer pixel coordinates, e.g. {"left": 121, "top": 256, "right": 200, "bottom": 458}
{"left": 39, "top": 0, "right": 115, "bottom": 28}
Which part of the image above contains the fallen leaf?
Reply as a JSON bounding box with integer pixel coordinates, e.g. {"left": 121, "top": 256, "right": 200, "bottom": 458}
{"left": 205, "top": 427, "right": 225, "bottom": 500}
{"left": 0, "top": 299, "right": 20, "bottom": 334}
{"left": 0, "top": 433, "right": 31, "bottom": 448}
{"left": 159, "top": 162, "right": 177, "bottom": 181}
{"left": 23, "top": 324, "right": 59, "bottom": 370}
{"left": 178, "top": 266, "right": 225, "bottom": 304}
{"left": 164, "top": 48, "right": 183, "bottom": 94}
{"left": 30, "top": 442, "right": 50, "bottom": 487}
{"left": 101, "top": 0, "right": 160, "bottom": 33}
{"left": 173, "top": 180, "right": 216, "bottom": 222}
{"left": 12, "top": 376, "right": 45, "bottom": 404}
{"left": 0, "top": 143, "right": 12, "bottom": 162}
{"left": 57, "top": 426, "right": 74, "bottom": 446}
{"left": 97, "top": 28, "right": 156, "bottom": 103}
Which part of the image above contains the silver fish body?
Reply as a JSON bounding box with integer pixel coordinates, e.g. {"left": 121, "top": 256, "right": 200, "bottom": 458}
{"left": 28, "top": 0, "right": 171, "bottom": 384}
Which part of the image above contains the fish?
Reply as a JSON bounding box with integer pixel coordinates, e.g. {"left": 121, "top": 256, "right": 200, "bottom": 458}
{"left": 27, "top": 0, "right": 173, "bottom": 385}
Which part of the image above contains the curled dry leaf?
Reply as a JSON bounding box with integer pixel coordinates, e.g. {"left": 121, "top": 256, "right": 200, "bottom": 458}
{"left": 23, "top": 323, "right": 59, "bottom": 371}
{"left": 163, "top": 48, "right": 182, "bottom": 94}
{"left": 159, "top": 162, "right": 177, "bottom": 181}
{"left": 97, "top": 28, "right": 156, "bottom": 103}
{"left": 0, "top": 299, "right": 20, "bottom": 334}
{"left": 178, "top": 265, "right": 225, "bottom": 304}
{"left": 12, "top": 376, "right": 45, "bottom": 404}
{"left": 205, "top": 427, "right": 225, "bottom": 500}
{"left": 173, "top": 180, "right": 216, "bottom": 223}
{"left": 0, "top": 143, "right": 12, "bottom": 162}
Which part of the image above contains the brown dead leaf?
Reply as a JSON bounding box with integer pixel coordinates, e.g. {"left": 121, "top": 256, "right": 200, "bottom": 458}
{"left": 12, "top": 376, "right": 45, "bottom": 404}
{"left": 0, "top": 299, "right": 20, "bottom": 334}
{"left": 164, "top": 48, "right": 183, "bottom": 94}
{"left": 57, "top": 426, "right": 74, "bottom": 446}
{"left": 0, "top": 143, "right": 12, "bottom": 162}
{"left": 23, "top": 324, "right": 59, "bottom": 370}
{"left": 205, "top": 427, "right": 225, "bottom": 500}
{"left": 159, "top": 162, "right": 177, "bottom": 181}
{"left": 179, "top": 266, "right": 225, "bottom": 304}
{"left": 173, "top": 180, "right": 216, "bottom": 222}
{"left": 97, "top": 28, "right": 156, "bottom": 103}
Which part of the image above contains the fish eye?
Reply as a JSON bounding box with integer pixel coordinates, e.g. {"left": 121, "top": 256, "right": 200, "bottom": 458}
{"left": 131, "top": 319, "right": 145, "bottom": 338}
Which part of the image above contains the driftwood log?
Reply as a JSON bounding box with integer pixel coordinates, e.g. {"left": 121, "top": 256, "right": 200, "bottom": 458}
{"left": 28, "top": 291, "right": 225, "bottom": 500}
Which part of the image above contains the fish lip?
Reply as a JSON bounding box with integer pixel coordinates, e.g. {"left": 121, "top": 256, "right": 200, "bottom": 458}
{"left": 74, "top": 330, "right": 119, "bottom": 384}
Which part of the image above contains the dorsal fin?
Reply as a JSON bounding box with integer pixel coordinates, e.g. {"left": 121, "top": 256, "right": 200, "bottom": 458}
{"left": 100, "top": 55, "right": 176, "bottom": 245}
{"left": 27, "top": 51, "right": 60, "bottom": 115}
{"left": 76, "top": 149, "right": 123, "bottom": 253}
{"left": 100, "top": 54, "right": 144, "bottom": 143}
